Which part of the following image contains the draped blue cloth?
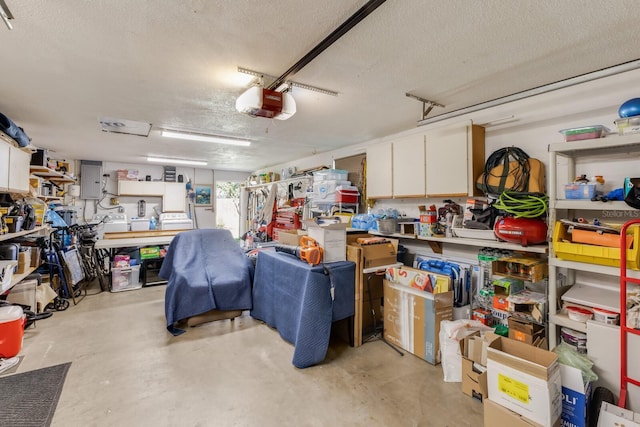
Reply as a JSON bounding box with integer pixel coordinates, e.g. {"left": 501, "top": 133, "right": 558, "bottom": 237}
{"left": 161, "top": 229, "right": 254, "bottom": 336}
{"left": 250, "top": 250, "right": 355, "bottom": 368}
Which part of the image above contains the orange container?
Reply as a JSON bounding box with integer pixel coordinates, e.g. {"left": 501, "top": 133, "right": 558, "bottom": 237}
{"left": 0, "top": 306, "right": 25, "bottom": 358}
{"left": 572, "top": 228, "right": 632, "bottom": 248}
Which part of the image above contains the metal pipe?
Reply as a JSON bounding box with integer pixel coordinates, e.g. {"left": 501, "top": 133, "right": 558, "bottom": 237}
{"left": 267, "top": 0, "right": 387, "bottom": 91}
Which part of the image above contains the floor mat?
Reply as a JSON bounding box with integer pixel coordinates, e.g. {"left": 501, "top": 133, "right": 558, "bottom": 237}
{"left": 0, "top": 362, "right": 71, "bottom": 427}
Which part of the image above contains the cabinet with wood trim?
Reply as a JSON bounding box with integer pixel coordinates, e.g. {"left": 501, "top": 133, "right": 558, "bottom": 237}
{"left": 1, "top": 135, "right": 31, "bottom": 194}
{"left": 365, "top": 141, "right": 393, "bottom": 199}
{"left": 392, "top": 133, "right": 426, "bottom": 198}
{"left": 425, "top": 123, "right": 485, "bottom": 197}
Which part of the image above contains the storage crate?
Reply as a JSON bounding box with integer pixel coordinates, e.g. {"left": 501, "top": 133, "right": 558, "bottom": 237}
{"left": 552, "top": 221, "right": 640, "bottom": 270}
{"left": 564, "top": 184, "right": 596, "bottom": 199}
{"left": 111, "top": 265, "right": 141, "bottom": 292}
{"left": 313, "top": 168, "right": 348, "bottom": 182}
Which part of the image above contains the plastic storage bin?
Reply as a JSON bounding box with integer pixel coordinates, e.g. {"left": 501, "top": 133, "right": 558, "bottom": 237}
{"left": 614, "top": 115, "right": 640, "bottom": 135}
{"left": 559, "top": 125, "right": 609, "bottom": 141}
{"left": 335, "top": 185, "right": 359, "bottom": 203}
{"left": 552, "top": 221, "right": 640, "bottom": 269}
{"left": 564, "top": 183, "right": 596, "bottom": 199}
{"left": 312, "top": 169, "right": 348, "bottom": 182}
{"left": 311, "top": 180, "right": 351, "bottom": 203}
{"left": 111, "top": 265, "right": 141, "bottom": 292}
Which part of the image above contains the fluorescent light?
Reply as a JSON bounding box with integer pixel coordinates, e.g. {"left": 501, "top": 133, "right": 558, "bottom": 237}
{"left": 147, "top": 156, "right": 208, "bottom": 166}
{"left": 161, "top": 130, "right": 251, "bottom": 146}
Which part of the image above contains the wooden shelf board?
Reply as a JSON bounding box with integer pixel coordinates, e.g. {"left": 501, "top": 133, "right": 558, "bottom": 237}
{"left": 0, "top": 226, "right": 48, "bottom": 243}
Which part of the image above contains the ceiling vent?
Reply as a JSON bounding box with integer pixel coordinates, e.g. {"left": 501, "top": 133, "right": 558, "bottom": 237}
{"left": 99, "top": 117, "right": 152, "bottom": 137}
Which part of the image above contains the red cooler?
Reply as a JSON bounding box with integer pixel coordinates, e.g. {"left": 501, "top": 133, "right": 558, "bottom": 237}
{"left": 0, "top": 306, "right": 25, "bottom": 358}
{"left": 335, "top": 185, "right": 360, "bottom": 203}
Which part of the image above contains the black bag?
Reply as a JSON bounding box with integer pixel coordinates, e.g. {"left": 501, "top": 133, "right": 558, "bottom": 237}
{"left": 624, "top": 178, "right": 640, "bottom": 209}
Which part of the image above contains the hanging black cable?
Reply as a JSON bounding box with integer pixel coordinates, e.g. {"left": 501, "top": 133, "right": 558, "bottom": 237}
{"left": 267, "top": 0, "right": 387, "bottom": 91}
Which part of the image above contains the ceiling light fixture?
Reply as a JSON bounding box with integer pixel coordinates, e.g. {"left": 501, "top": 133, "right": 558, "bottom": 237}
{"left": 147, "top": 156, "right": 208, "bottom": 166}
{"left": 0, "top": 0, "right": 14, "bottom": 30}
{"left": 160, "top": 130, "right": 251, "bottom": 147}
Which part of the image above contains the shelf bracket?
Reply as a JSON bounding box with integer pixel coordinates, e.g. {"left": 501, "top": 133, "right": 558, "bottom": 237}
{"left": 427, "top": 240, "right": 443, "bottom": 254}
{"left": 405, "top": 93, "right": 445, "bottom": 121}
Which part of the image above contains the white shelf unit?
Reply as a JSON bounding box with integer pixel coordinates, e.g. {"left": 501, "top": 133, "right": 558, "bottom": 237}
{"left": 547, "top": 133, "right": 640, "bottom": 346}
{"left": 369, "top": 229, "right": 548, "bottom": 253}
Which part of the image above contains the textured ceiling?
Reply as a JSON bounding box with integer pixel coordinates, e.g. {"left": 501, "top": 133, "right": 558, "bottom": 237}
{"left": 1, "top": 0, "right": 639, "bottom": 171}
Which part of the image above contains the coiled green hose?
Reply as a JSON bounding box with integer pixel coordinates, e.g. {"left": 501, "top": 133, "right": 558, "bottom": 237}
{"left": 493, "top": 191, "right": 548, "bottom": 218}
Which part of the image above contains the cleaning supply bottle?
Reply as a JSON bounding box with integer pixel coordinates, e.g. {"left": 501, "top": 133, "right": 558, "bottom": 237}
{"left": 149, "top": 216, "right": 157, "bottom": 230}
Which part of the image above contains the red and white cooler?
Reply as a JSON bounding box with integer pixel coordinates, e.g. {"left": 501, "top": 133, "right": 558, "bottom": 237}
{"left": 0, "top": 305, "right": 25, "bottom": 358}
{"left": 335, "top": 185, "right": 360, "bottom": 203}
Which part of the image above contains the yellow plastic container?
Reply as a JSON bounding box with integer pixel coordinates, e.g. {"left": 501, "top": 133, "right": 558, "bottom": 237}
{"left": 552, "top": 221, "right": 640, "bottom": 269}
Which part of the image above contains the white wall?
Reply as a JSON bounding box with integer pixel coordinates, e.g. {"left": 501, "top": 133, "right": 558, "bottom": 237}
{"left": 254, "top": 67, "right": 640, "bottom": 222}
{"left": 65, "top": 161, "right": 249, "bottom": 228}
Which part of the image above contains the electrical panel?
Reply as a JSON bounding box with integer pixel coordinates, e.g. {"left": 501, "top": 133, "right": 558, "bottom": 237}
{"left": 80, "top": 160, "right": 103, "bottom": 200}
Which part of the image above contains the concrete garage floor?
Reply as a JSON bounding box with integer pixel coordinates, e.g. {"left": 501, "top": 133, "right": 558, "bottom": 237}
{"left": 17, "top": 284, "right": 483, "bottom": 427}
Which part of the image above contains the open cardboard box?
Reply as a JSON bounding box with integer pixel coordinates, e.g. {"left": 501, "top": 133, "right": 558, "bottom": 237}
{"left": 487, "top": 337, "right": 562, "bottom": 427}
{"left": 460, "top": 331, "right": 499, "bottom": 402}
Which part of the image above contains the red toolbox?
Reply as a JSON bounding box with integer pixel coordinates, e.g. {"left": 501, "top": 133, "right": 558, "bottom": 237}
{"left": 335, "top": 185, "right": 359, "bottom": 203}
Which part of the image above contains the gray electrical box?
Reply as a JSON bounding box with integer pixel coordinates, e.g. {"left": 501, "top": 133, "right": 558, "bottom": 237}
{"left": 80, "top": 160, "right": 103, "bottom": 200}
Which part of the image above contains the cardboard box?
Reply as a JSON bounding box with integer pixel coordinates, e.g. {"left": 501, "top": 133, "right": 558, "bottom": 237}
{"left": 385, "top": 265, "right": 451, "bottom": 293}
{"left": 493, "top": 256, "right": 548, "bottom": 283}
{"left": 508, "top": 317, "right": 545, "bottom": 346}
{"left": 491, "top": 307, "right": 510, "bottom": 326}
{"left": 487, "top": 337, "right": 562, "bottom": 427}
{"left": 382, "top": 279, "right": 453, "bottom": 365}
{"left": 304, "top": 219, "right": 347, "bottom": 263}
{"left": 346, "top": 234, "right": 400, "bottom": 347}
{"left": 598, "top": 402, "right": 640, "bottom": 427}
{"left": 16, "top": 249, "right": 30, "bottom": 274}
{"left": 460, "top": 332, "right": 499, "bottom": 401}
{"left": 484, "top": 398, "right": 559, "bottom": 427}
{"left": 507, "top": 290, "right": 546, "bottom": 324}
{"left": 30, "top": 246, "right": 41, "bottom": 268}
{"left": 276, "top": 229, "right": 307, "bottom": 246}
{"left": 559, "top": 363, "right": 592, "bottom": 427}
{"left": 348, "top": 240, "right": 397, "bottom": 270}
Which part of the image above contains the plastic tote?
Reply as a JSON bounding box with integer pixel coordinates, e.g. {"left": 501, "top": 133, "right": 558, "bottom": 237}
{"left": 0, "top": 305, "right": 25, "bottom": 358}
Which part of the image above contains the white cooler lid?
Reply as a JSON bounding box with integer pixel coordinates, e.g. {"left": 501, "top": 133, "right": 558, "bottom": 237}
{"left": 0, "top": 305, "right": 24, "bottom": 323}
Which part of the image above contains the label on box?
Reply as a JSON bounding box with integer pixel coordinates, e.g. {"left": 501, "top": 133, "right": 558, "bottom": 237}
{"left": 498, "top": 373, "right": 530, "bottom": 403}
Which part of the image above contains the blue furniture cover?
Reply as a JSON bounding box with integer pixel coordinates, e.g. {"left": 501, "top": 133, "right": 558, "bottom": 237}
{"left": 250, "top": 250, "right": 355, "bottom": 368}
{"left": 161, "top": 229, "right": 254, "bottom": 336}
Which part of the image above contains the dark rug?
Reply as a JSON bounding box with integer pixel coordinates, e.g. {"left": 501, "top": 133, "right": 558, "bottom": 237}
{"left": 0, "top": 362, "right": 71, "bottom": 427}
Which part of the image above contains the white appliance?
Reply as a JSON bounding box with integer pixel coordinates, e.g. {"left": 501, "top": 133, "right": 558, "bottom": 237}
{"left": 92, "top": 213, "right": 128, "bottom": 239}
{"left": 158, "top": 213, "right": 193, "bottom": 230}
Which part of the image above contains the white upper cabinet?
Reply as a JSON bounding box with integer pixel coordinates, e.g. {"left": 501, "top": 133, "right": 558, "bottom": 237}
{"left": 8, "top": 146, "right": 31, "bottom": 193}
{"left": 366, "top": 142, "right": 393, "bottom": 199}
{"left": 392, "top": 133, "right": 426, "bottom": 198}
{"left": 117, "top": 180, "right": 165, "bottom": 196}
{"left": 163, "top": 182, "right": 186, "bottom": 212}
{"left": 425, "top": 123, "right": 485, "bottom": 197}
{"left": 1, "top": 137, "right": 31, "bottom": 194}
{"left": 0, "top": 142, "right": 9, "bottom": 190}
